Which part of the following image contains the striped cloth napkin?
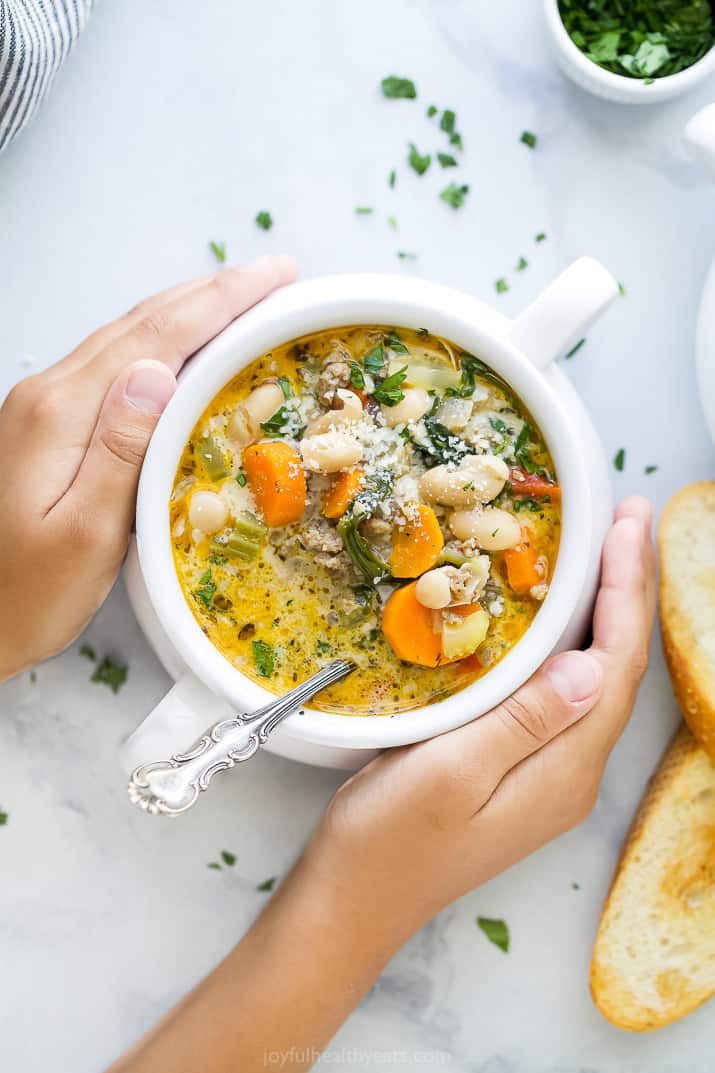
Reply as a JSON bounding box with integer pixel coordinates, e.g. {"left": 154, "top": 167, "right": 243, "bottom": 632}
{"left": 0, "top": 0, "right": 94, "bottom": 154}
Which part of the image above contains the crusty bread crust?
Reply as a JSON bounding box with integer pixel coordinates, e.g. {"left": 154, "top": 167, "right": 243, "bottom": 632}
{"left": 590, "top": 726, "right": 715, "bottom": 1031}
{"left": 658, "top": 482, "right": 715, "bottom": 760}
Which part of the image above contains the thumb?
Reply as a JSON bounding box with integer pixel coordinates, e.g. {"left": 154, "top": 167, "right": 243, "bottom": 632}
{"left": 62, "top": 360, "right": 176, "bottom": 544}
{"left": 452, "top": 650, "right": 603, "bottom": 792}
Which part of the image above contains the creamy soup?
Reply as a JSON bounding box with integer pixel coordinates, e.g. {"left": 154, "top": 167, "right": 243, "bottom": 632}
{"left": 170, "top": 325, "right": 561, "bottom": 715}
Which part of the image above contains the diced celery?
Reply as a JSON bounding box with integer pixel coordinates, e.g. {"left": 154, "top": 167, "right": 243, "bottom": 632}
{"left": 196, "top": 436, "right": 229, "bottom": 480}
{"left": 211, "top": 513, "right": 267, "bottom": 561}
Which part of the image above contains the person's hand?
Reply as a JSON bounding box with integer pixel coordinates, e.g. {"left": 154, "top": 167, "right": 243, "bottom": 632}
{"left": 0, "top": 255, "right": 298, "bottom": 682}
{"left": 305, "top": 497, "right": 656, "bottom": 946}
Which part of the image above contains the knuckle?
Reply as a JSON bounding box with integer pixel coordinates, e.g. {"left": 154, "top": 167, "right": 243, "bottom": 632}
{"left": 99, "top": 423, "right": 148, "bottom": 469}
{"left": 133, "top": 308, "right": 173, "bottom": 345}
{"left": 25, "top": 381, "right": 70, "bottom": 426}
{"left": 498, "top": 692, "right": 552, "bottom": 745}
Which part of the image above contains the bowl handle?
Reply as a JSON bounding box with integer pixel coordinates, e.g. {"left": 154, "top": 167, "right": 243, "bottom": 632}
{"left": 684, "top": 103, "right": 715, "bottom": 180}
{"left": 507, "top": 256, "right": 618, "bottom": 371}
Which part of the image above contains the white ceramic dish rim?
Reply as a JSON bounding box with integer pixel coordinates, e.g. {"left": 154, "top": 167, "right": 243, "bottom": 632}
{"left": 135, "top": 274, "right": 592, "bottom": 750}
{"left": 544, "top": 0, "right": 715, "bottom": 102}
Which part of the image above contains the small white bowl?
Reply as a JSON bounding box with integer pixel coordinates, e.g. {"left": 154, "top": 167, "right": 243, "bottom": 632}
{"left": 544, "top": 0, "right": 715, "bottom": 104}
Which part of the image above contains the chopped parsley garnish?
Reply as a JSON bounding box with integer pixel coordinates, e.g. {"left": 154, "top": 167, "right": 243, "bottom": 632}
{"left": 477, "top": 916, "right": 510, "bottom": 952}
{"left": 439, "top": 182, "right": 469, "bottom": 209}
{"left": 381, "top": 75, "right": 417, "bottom": 99}
{"left": 388, "top": 169, "right": 397, "bottom": 188}
{"left": 513, "top": 496, "right": 542, "bottom": 513}
{"left": 387, "top": 215, "right": 398, "bottom": 230}
{"left": 413, "top": 414, "right": 472, "bottom": 467}
{"left": 80, "top": 644, "right": 96, "bottom": 661}
{"left": 0, "top": 811, "right": 8, "bottom": 826}
{"left": 221, "top": 850, "right": 237, "bottom": 867}
{"left": 349, "top": 362, "right": 366, "bottom": 390}
{"left": 260, "top": 405, "right": 305, "bottom": 438}
{"left": 645, "top": 464, "right": 658, "bottom": 474}
{"left": 364, "top": 344, "right": 385, "bottom": 375}
{"left": 437, "top": 152, "right": 458, "bottom": 168}
{"left": 373, "top": 365, "right": 408, "bottom": 406}
{"left": 565, "top": 337, "right": 586, "bottom": 359}
{"left": 278, "top": 376, "right": 292, "bottom": 399}
{"left": 397, "top": 250, "right": 417, "bottom": 260}
{"left": 417, "top": 327, "right": 430, "bottom": 336}
{"left": 236, "top": 472, "right": 247, "bottom": 487}
{"left": 427, "top": 104, "right": 438, "bottom": 117}
{"left": 252, "top": 639, "right": 276, "bottom": 678}
{"left": 383, "top": 330, "right": 408, "bottom": 354}
{"left": 408, "top": 142, "right": 431, "bottom": 175}
{"left": 558, "top": 0, "right": 715, "bottom": 80}
{"left": 521, "top": 130, "right": 538, "bottom": 148}
{"left": 209, "top": 240, "right": 226, "bottom": 263}
{"left": 355, "top": 206, "right": 374, "bottom": 215}
{"left": 516, "top": 256, "right": 528, "bottom": 271}
{"left": 255, "top": 211, "right": 273, "bottom": 231}
{"left": 614, "top": 448, "right": 626, "bottom": 472}
{"left": 91, "top": 656, "right": 128, "bottom": 694}
{"left": 316, "top": 640, "right": 332, "bottom": 656}
{"left": 514, "top": 422, "right": 547, "bottom": 476}
{"left": 535, "top": 231, "right": 547, "bottom": 243}
{"left": 257, "top": 876, "right": 277, "bottom": 892}
{"left": 495, "top": 278, "right": 509, "bottom": 294}
{"left": 195, "top": 570, "right": 216, "bottom": 611}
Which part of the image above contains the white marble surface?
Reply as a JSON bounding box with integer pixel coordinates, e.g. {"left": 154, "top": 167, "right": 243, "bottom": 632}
{"left": 1, "top": 1, "right": 714, "bottom": 1069}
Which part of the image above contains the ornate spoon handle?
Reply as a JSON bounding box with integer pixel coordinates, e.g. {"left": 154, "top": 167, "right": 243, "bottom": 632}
{"left": 127, "top": 660, "right": 354, "bottom": 816}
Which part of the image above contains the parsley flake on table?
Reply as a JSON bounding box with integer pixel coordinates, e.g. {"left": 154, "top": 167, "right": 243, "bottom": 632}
{"left": 645, "top": 464, "right": 659, "bottom": 475}
{"left": 380, "top": 75, "right": 417, "bottom": 99}
{"left": 79, "top": 644, "right": 96, "bottom": 661}
{"left": 614, "top": 448, "right": 626, "bottom": 472}
{"left": 535, "top": 232, "right": 547, "bottom": 243}
{"left": 257, "top": 876, "right": 277, "bottom": 892}
{"left": 439, "top": 182, "right": 469, "bottom": 209}
{"left": 208, "top": 862, "right": 222, "bottom": 870}
{"left": 387, "top": 215, "right": 398, "bottom": 230}
{"left": 516, "top": 256, "right": 528, "bottom": 271}
{"left": 397, "top": 250, "right": 417, "bottom": 261}
{"left": 437, "top": 152, "right": 457, "bottom": 168}
{"left": 221, "top": 850, "right": 237, "bottom": 867}
{"left": 427, "top": 104, "right": 438, "bottom": 117}
{"left": 408, "top": 142, "right": 431, "bottom": 176}
{"left": 618, "top": 280, "right": 626, "bottom": 297}
{"left": 521, "top": 130, "right": 538, "bottom": 149}
{"left": 0, "top": 811, "right": 8, "bottom": 827}
{"left": 565, "top": 338, "right": 586, "bottom": 359}
{"left": 255, "top": 211, "right": 273, "bottom": 231}
{"left": 495, "top": 278, "right": 509, "bottom": 294}
{"left": 440, "top": 109, "right": 456, "bottom": 134}
{"left": 355, "top": 206, "right": 374, "bottom": 215}
{"left": 209, "top": 240, "right": 226, "bottom": 263}
{"left": 388, "top": 169, "right": 397, "bottom": 188}
{"left": 91, "top": 656, "right": 128, "bottom": 695}
{"left": 477, "top": 916, "right": 510, "bottom": 952}
{"left": 252, "top": 639, "right": 276, "bottom": 678}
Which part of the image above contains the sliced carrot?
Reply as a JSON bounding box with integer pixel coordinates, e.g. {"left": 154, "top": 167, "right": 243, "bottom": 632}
{"left": 382, "top": 581, "right": 442, "bottom": 668}
{"left": 509, "top": 467, "right": 561, "bottom": 502}
{"left": 242, "top": 442, "right": 307, "bottom": 527}
{"left": 389, "top": 503, "right": 444, "bottom": 579}
{"left": 503, "top": 527, "right": 541, "bottom": 594}
{"left": 324, "top": 468, "right": 364, "bottom": 519}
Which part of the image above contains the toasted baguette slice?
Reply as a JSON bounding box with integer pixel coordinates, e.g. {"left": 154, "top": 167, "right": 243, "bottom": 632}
{"left": 659, "top": 482, "right": 715, "bottom": 760}
{"left": 591, "top": 726, "right": 715, "bottom": 1031}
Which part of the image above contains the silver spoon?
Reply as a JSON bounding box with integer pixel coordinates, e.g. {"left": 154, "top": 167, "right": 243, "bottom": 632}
{"left": 127, "top": 660, "right": 355, "bottom": 817}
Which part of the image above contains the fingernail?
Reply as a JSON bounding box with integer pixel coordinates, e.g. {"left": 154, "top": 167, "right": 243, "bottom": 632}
{"left": 125, "top": 362, "right": 176, "bottom": 415}
{"left": 548, "top": 651, "right": 602, "bottom": 705}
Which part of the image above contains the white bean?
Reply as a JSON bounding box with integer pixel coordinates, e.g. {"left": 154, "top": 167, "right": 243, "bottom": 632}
{"left": 449, "top": 506, "right": 521, "bottom": 550}
{"left": 382, "top": 387, "right": 431, "bottom": 428}
{"left": 415, "top": 568, "right": 452, "bottom": 609}
{"left": 300, "top": 431, "right": 363, "bottom": 474}
{"left": 188, "top": 490, "right": 229, "bottom": 535}
{"left": 335, "top": 389, "right": 364, "bottom": 417}
{"left": 228, "top": 381, "right": 285, "bottom": 446}
{"left": 420, "top": 454, "right": 508, "bottom": 508}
